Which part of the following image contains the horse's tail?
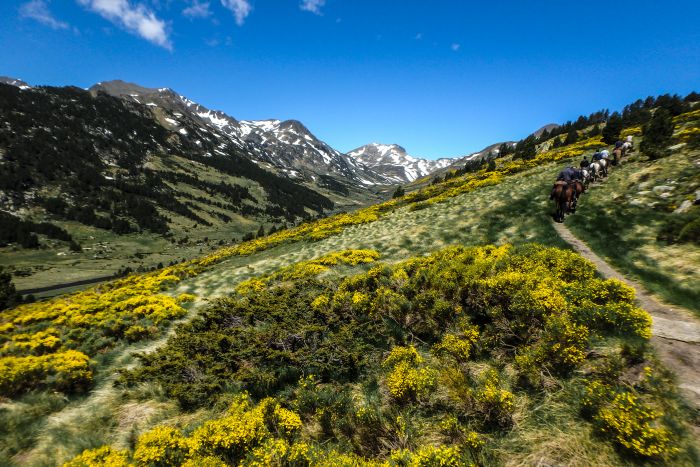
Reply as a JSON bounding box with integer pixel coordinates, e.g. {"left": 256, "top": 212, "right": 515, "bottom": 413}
{"left": 550, "top": 183, "right": 564, "bottom": 200}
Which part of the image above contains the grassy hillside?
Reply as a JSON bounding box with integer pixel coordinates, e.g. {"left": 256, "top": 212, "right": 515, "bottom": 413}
{"left": 566, "top": 125, "right": 700, "bottom": 314}
{"left": 3, "top": 111, "right": 700, "bottom": 466}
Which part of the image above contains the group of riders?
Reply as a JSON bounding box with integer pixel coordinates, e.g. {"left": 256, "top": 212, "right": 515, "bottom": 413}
{"left": 550, "top": 135, "right": 634, "bottom": 222}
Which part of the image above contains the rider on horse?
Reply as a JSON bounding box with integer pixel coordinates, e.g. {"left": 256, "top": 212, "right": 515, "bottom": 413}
{"left": 554, "top": 166, "right": 584, "bottom": 215}
{"left": 556, "top": 166, "right": 579, "bottom": 183}
{"left": 580, "top": 156, "right": 590, "bottom": 168}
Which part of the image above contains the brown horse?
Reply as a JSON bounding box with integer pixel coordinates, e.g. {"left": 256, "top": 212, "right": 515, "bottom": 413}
{"left": 612, "top": 148, "right": 622, "bottom": 166}
{"left": 550, "top": 181, "right": 574, "bottom": 222}
{"left": 570, "top": 180, "right": 585, "bottom": 212}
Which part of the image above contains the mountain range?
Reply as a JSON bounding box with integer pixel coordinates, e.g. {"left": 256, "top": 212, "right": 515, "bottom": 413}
{"left": 0, "top": 76, "right": 552, "bottom": 244}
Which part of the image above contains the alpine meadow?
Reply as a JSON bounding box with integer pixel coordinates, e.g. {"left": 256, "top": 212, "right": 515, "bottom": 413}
{"left": 1, "top": 1, "right": 700, "bottom": 466}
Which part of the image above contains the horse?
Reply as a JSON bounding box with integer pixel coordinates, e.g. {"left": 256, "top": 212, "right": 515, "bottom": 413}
{"left": 588, "top": 161, "right": 601, "bottom": 181}
{"left": 580, "top": 168, "right": 592, "bottom": 188}
{"left": 550, "top": 181, "right": 574, "bottom": 222}
{"left": 570, "top": 180, "right": 585, "bottom": 212}
{"left": 598, "top": 158, "right": 609, "bottom": 177}
{"left": 622, "top": 141, "right": 632, "bottom": 156}
{"left": 612, "top": 148, "right": 622, "bottom": 166}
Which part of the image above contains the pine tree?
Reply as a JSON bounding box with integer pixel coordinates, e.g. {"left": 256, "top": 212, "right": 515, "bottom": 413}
{"left": 641, "top": 108, "right": 674, "bottom": 160}
{"left": 0, "top": 268, "right": 18, "bottom": 311}
{"left": 565, "top": 129, "right": 578, "bottom": 145}
{"left": 684, "top": 91, "right": 700, "bottom": 103}
{"left": 487, "top": 159, "right": 496, "bottom": 171}
{"left": 256, "top": 225, "right": 266, "bottom": 238}
{"left": 498, "top": 143, "right": 513, "bottom": 156}
{"left": 392, "top": 186, "right": 405, "bottom": 198}
{"left": 602, "top": 112, "right": 623, "bottom": 144}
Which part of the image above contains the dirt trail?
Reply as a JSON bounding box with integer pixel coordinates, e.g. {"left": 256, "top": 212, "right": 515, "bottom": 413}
{"left": 553, "top": 222, "right": 700, "bottom": 416}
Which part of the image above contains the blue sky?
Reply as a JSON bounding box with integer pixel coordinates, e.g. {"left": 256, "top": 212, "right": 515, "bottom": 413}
{"left": 1, "top": 1, "right": 699, "bottom": 158}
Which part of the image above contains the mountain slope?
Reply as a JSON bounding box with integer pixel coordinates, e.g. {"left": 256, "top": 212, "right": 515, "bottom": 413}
{"left": 90, "top": 80, "right": 392, "bottom": 189}
{"left": 0, "top": 76, "right": 30, "bottom": 89}
{"left": 5, "top": 107, "right": 699, "bottom": 466}
{"left": 347, "top": 143, "right": 456, "bottom": 183}
{"left": 0, "top": 82, "right": 335, "bottom": 239}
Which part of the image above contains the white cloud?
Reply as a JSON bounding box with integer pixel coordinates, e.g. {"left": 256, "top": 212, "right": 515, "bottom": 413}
{"left": 451, "top": 43, "right": 460, "bottom": 51}
{"left": 20, "top": 0, "right": 70, "bottom": 30}
{"left": 77, "top": 0, "right": 172, "bottom": 49}
{"left": 183, "top": 0, "right": 211, "bottom": 18}
{"left": 300, "top": 0, "right": 325, "bottom": 15}
{"left": 220, "top": 0, "right": 251, "bottom": 25}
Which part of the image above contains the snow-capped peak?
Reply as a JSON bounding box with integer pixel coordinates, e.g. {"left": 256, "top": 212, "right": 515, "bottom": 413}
{"left": 347, "top": 143, "right": 457, "bottom": 183}
{"left": 0, "top": 76, "right": 31, "bottom": 90}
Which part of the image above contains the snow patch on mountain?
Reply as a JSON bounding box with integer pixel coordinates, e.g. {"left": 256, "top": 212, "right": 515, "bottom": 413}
{"left": 348, "top": 143, "right": 457, "bottom": 183}
{"left": 88, "top": 80, "right": 392, "bottom": 188}
{"left": 0, "top": 76, "right": 31, "bottom": 90}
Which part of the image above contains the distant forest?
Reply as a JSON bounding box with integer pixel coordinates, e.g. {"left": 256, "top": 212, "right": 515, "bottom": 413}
{"left": 501, "top": 91, "right": 700, "bottom": 160}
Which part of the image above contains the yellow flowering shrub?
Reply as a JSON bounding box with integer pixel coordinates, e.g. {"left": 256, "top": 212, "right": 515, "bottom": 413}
{"left": 583, "top": 382, "right": 676, "bottom": 458}
{"left": 388, "top": 445, "right": 468, "bottom": 466}
{"left": 475, "top": 370, "right": 514, "bottom": 427}
{"left": 0, "top": 349, "right": 92, "bottom": 395}
{"left": 566, "top": 279, "right": 651, "bottom": 339}
{"left": 672, "top": 108, "right": 700, "bottom": 123}
{"left": 63, "top": 396, "right": 352, "bottom": 467}
{"left": 1, "top": 328, "right": 61, "bottom": 355}
{"left": 187, "top": 404, "right": 268, "bottom": 458}
{"left": 621, "top": 126, "right": 643, "bottom": 137}
{"left": 181, "top": 456, "right": 227, "bottom": 467}
{"left": 133, "top": 425, "right": 187, "bottom": 466}
{"left": 432, "top": 323, "right": 479, "bottom": 362}
{"left": 675, "top": 126, "right": 700, "bottom": 141}
{"left": 63, "top": 446, "right": 131, "bottom": 467}
{"left": 177, "top": 293, "right": 197, "bottom": 303}
{"left": 383, "top": 346, "right": 438, "bottom": 401}
{"left": 0, "top": 265, "right": 198, "bottom": 395}
{"left": 311, "top": 294, "right": 330, "bottom": 310}
{"left": 271, "top": 405, "right": 303, "bottom": 437}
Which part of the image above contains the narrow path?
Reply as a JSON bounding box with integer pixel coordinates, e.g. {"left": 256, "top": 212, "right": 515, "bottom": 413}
{"left": 552, "top": 222, "right": 700, "bottom": 415}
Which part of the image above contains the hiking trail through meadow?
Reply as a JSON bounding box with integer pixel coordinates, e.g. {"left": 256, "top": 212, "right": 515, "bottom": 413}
{"left": 553, "top": 221, "right": 700, "bottom": 423}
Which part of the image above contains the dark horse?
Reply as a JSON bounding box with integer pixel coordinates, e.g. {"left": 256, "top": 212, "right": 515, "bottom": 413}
{"left": 570, "top": 180, "right": 585, "bottom": 212}
{"left": 550, "top": 181, "right": 574, "bottom": 222}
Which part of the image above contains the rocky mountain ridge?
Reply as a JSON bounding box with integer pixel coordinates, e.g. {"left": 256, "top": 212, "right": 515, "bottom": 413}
{"left": 347, "top": 143, "right": 457, "bottom": 183}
